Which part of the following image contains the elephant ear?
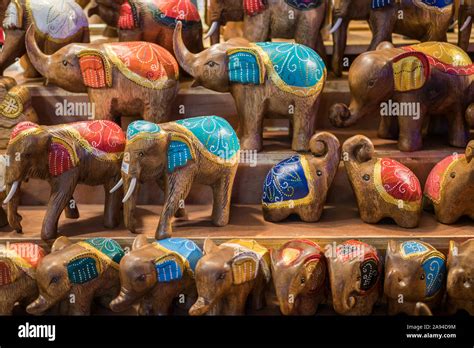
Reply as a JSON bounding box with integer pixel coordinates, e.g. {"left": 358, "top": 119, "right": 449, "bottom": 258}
{"left": 67, "top": 253, "right": 103, "bottom": 284}
{"left": 51, "top": 236, "right": 73, "bottom": 253}
{"left": 77, "top": 50, "right": 113, "bottom": 88}
{"left": 243, "top": 0, "right": 266, "bottom": 16}
{"left": 227, "top": 48, "right": 265, "bottom": 85}
{"left": 0, "top": 258, "right": 21, "bottom": 285}
{"left": 3, "top": 0, "right": 23, "bottom": 30}
{"left": 117, "top": 1, "right": 139, "bottom": 30}
{"left": 167, "top": 134, "right": 195, "bottom": 173}
{"left": 132, "top": 235, "right": 149, "bottom": 251}
{"left": 392, "top": 51, "right": 430, "bottom": 92}
{"left": 359, "top": 257, "right": 380, "bottom": 292}
{"left": 154, "top": 253, "right": 185, "bottom": 282}
{"left": 49, "top": 137, "right": 79, "bottom": 176}
{"left": 421, "top": 252, "right": 446, "bottom": 297}
{"left": 230, "top": 252, "right": 260, "bottom": 285}
{"left": 371, "top": 0, "right": 393, "bottom": 9}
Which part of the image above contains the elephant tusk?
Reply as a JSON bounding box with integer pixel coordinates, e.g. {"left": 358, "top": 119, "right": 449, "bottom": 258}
{"left": 449, "top": 19, "right": 458, "bottom": 30}
{"left": 204, "top": 21, "right": 219, "bottom": 40}
{"left": 460, "top": 16, "right": 472, "bottom": 32}
{"left": 109, "top": 178, "right": 123, "bottom": 193}
{"left": 122, "top": 177, "right": 137, "bottom": 203}
{"left": 3, "top": 181, "right": 19, "bottom": 204}
{"left": 329, "top": 18, "right": 343, "bottom": 34}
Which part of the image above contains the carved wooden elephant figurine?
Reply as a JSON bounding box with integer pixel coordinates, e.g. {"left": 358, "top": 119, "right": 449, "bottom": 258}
{"left": 325, "top": 240, "right": 382, "bottom": 315}
{"left": 189, "top": 239, "right": 270, "bottom": 315}
{"left": 26, "top": 237, "right": 124, "bottom": 316}
{"left": 385, "top": 240, "right": 446, "bottom": 316}
{"left": 0, "top": 0, "right": 89, "bottom": 77}
{"left": 0, "top": 76, "right": 38, "bottom": 149}
{"left": 206, "top": 0, "right": 328, "bottom": 62}
{"left": 270, "top": 240, "right": 327, "bottom": 315}
{"left": 110, "top": 235, "right": 202, "bottom": 315}
{"left": 173, "top": 22, "right": 326, "bottom": 152}
{"left": 89, "top": 0, "right": 204, "bottom": 57}
{"left": 115, "top": 116, "right": 240, "bottom": 239}
{"left": 424, "top": 141, "right": 474, "bottom": 224}
{"left": 3, "top": 120, "right": 125, "bottom": 241}
{"left": 330, "top": 0, "right": 453, "bottom": 76}
{"left": 0, "top": 243, "right": 45, "bottom": 315}
{"left": 25, "top": 27, "right": 178, "bottom": 123}
{"left": 458, "top": 0, "right": 474, "bottom": 51}
{"left": 342, "top": 135, "right": 422, "bottom": 228}
{"left": 447, "top": 239, "right": 474, "bottom": 315}
{"left": 262, "top": 132, "right": 340, "bottom": 222}
{"left": 330, "top": 42, "right": 473, "bottom": 152}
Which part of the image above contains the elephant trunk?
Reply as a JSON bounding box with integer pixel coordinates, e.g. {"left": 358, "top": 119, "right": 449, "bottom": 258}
{"left": 341, "top": 135, "right": 374, "bottom": 166}
{"left": 384, "top": 269, "right": 406, "bottom": 298}
{"left": 329, "top": 101, "right": 365, "bottom": 128}
{"left": 276, "top": 288, "right": 295, "bottom": 315}
{"left": 25, "top": 26, "right": 50, "bottom": 78}
{"left": 309, "top": 132, "right": 341, "bottom": 186}
{"left": 110, "top": 288, "right": 138, "bottom": 312}
{"left": 173, "top": 21, "right": 197, "bottom": 76}
{"left": 189, "top": 296, "right": 212, "bottom": 316}
{"left": 123, "top": 176, "right": 139, "bottom": 233}
{"left": 0, "top": 30, "right": 26, "bottom": 75}
{"left": 447, "top": 268, "right": 466, "bottom": 299}
{"left": 26, "top": 294, "right": 52, "bottom": 315}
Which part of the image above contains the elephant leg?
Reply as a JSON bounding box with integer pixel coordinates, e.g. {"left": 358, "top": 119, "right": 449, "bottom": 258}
{"left": 397, "top": 101, "right": 426, "bottom": 152}
{"left": 89, "top": 93, "right": 113, "bottom": 121}
{"left": 68, "top": 296, "right": 93, "bottom": 316}
{"left": 292, "top": 98, "right": 319, "bottom": 152}
{"left": 458, "top": 12, "right": 472, "bottom": 51}
{"left": 368, "top": 10, "right": 396, "bottom": 50}
{"left": 250, "top": 275, "right": 266, "bottom": 311}
{"left": 157, "top": 177, "right": 187, "bottom": 219}
{"left": 243, "top": 13, "right": 270, "bottom": 41}
{"left": 64, "top": 196, "right": 79, "bottom": 219}
{"left": 315, "top": 32, "right": 328, "bottom": 66}
{"left": 447, "top": 107, "right": 469, "bottom": 148}
{"left": 7, "top": 181, "right": 23, "bottom": 233}
{"left": 0, "top": 207, "right": 8, "bottom": 227}
{"left": 104, "top": 177, "right": 122, "bottom": 229}
{"left": 232, "top": 85, "right": 265, "bottom": 151}
{"left": 41, "top": 171, "right": 79, "bottom": 241}
{"left": 331, "top": 20, "right": 349, "bottom": 77}
{"left": 262, "top": 206, "right": 292, "bottom": 222}
{"left": 156, "top": 166, "right": 197, "bottom": 240}
{"left": 211, "top": 166, "right": 237, "bottom": 227}
{"left": 377, "top": 114, "right": 399, "bottom": 140}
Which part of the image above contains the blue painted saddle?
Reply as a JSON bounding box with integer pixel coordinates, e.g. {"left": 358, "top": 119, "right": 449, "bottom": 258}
{"left": 372, "top": 0, "right": 452, "bottom": 9}
{"left": 285, "top": 0, "right": 323, "bottom": 10}
{"left": 227, "top": 42, "right": 326, "bottom": 97}
{"left": 262, "top": 155, "right": 313, "bottom": 208}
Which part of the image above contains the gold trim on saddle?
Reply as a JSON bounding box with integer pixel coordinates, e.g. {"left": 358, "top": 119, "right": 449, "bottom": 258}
{"left": 77, "top": 241, "right": 120, "bottom": 270}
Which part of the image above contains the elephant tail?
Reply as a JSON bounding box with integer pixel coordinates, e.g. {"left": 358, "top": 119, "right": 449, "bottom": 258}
{"left": 341, "top": 134, "right": 374, "bottom": 164}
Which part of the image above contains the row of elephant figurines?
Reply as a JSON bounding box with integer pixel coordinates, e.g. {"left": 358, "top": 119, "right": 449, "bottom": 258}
{"left": 1, "top": 117, "right": 472, "bottom": 242}
{"left": 0, "top": 237, "right": 472, "bottom": 316}
{"left": 1, "top": 0, "right": 473, "bottom": 154}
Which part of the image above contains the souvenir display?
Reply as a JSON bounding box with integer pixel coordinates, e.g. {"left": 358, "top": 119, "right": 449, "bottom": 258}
{"left": 25, "top": 27, "right": 179, "bottom": 123}
{"left": 0, "top": 243, "right": 45, "bottom": 315}
{"left": 26, "top": 237, "right": 124, "bottom": 316}
{"left": 205, "top": 0, "right": 327, "bottom": 61}
{"left": 330, "top": 42, "right": 473, "bottom": 152}
{"left": 342, "top": 135, "right": 423, "bottom": 228}
{"left": 424, "top": 141, "right": 474, "bottom": 224}
{"left": 446, "top": 239, "right": 474, "bottom": 315}
{"left": 325, "top": 240, "right": 382, "bottom": 316}
{"left": 330, "top": 0, "right": 454, "bottom": 76}
{"left": 117, "top": 116, "right": 240, "bottom": 239}
{"left": 110, "top": 235, "right": 202, "bottom": 315}
{"left": 3, "top": 120, "right": 125, "bottom": 240}
{"left": 458, "top": 0, "right": 474, "bottom": 51}
{"left": 89, "top": 0, "right": 204, "bottom": 57}
{"left": 262, "top": 132, "right": 340, "bottom": 222}
{"left": 0, "top": 77, "right": 38, "bottom": 149}
{"left": 189, "top": 239, "right": 270, "bottom": 315}
{"left": 384, "top": 240, "right": 446, "bottom": 316}
{"left": 174, "top": 22, "right": 326, "bottom": 152}
{"left": 0, "top": 0, "right": 89, "bottom": 77}
{"left": 270, "top": 240, "right": 327, "bottom": 315}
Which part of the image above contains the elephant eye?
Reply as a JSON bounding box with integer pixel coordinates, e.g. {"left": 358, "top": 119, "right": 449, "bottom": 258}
{"left": 137, "top": 274, "right": 146, "bottom": 282}
{"left": 138, "top": 151, "right": 144, "bottom": 157}
{"left": 316, "top": 170, "right": 322, "bottom": 176}
{"left": 62, "top": 60, "right": 68, "bottom": 66}
{"left": 420, "top": 273, "right": 425, "bottom": 280}
{"left": 50, "top": 275, "right": 60, "bottom": 284}
{"left": 368, "top": 78, "right": 376, "bottom": 87}
{"left": 450, "top": 172, "right": 456, "bottom": 179}
{"left": 362, "top": 174, "right": 370, "bottom": 181}
{"left": 206, "top": 61, "right": 218, "bottom": 68}
{"left": 300, "top": 276, "right": 306, "bottom": 284}
{"left": 217, "top": 272, "right": 226, "bottom": 281}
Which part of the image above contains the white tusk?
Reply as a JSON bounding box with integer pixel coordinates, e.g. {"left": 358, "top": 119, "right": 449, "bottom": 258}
{"left": 460, "top": 16, "right": 472, "bottom": 32}
{"left": 204, "top": 21, "right": 219, "bottom": 40}
{"left": 329, "top": 18, "right": 343, "bottom": 34}
{"left": 449, "top": 19, "right": 458, "bottom": 30}
{"left": 109, "top": 178, "right": 123, "bottom": 193}
{"left": 3, "top": 181, "right": 19, "bottom": 204}
{"left": 122, "top": 177, "right": 137, "bottom": 203}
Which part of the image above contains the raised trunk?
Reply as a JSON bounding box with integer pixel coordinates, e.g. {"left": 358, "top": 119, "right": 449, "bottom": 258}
{"left": 122, "top": 176, "right": 139, "bottom": 233}
{"left": 329, "top": 101, "right": 366, "bottom": 128}
{"left": 173, "top": 22, "right": 197, "bottom": 76}
{"left": 0, "top": 30, "right": 26, "bottom": 74}
{"left": 24, "top": 26, "right": 51, "bottom": 78}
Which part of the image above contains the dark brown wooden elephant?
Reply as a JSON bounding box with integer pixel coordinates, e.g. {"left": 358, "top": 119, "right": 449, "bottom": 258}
{"left": 110, "top": 235, "right": 202, "bottom": 315}
{"left": 330, "top": 0, "right": 454, "bottom": 76}
{"left": 458, "top": 0, "right": 474, "bottom": 51}
{"left": 447, "top": 239, "right": 474, "bottom": 315}
{"left": 424, "top": 141, "right": 474, "bottom": 224}
{"left": 330, "top": 42, "right": 473, "bottom": 152}
{"left": 3, "top": 121, "right": 125, "bottom": 241}
{"left": 206, "top": 0, "right": 328, "bottom": 63}
{"left": 26, "top": 237, "right": 124, "bottom": 316}
{"left": 385, "top": 240, "right": 446, "bottom": 315}
{"left": 0, "top": 0, "right": 90, "bottom": 77}
{"left": 88, "top": 0, "right": 203, "bottom": 57}
{"left": 0, "top": 243, "right": 45, "bottom": 315}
